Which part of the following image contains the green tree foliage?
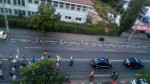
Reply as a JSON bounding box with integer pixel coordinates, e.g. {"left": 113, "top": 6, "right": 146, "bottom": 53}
{"left": 28, "top": 3, "right": 61, "bottom": 36}
{"left": 20, "top": 58, "right": 66, "bottom": 84}
{"left": 120, "top": 0, "right": 146, "bottom": 34}
{"left": 136, "top": 69, "right": 150, "bottom": 83}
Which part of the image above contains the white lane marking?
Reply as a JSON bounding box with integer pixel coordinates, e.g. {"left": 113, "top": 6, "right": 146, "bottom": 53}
{"left": 2, "top": 59, "right": 150, "bottom": 62}
{"left": 136, "top": 51, "right": 146, "bottom": 53}
{"left": 6, "top": 37, "right": 9, "bottom": 41}
{"left": 68, "top": 48, "right": 82, "bottom": 50}
{"left": 10, "top": 41, "right": 17, "bottom": 42}
{"left": 104, "top": 50, "right": 116, "bottom": 51}
{"left": 24, "top": 47, "right": 41, "bottom": 48}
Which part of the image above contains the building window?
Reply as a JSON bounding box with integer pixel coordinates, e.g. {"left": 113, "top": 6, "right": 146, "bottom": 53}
{"left": 65, "top": 3, "right": 70, "bottom": 9}
{"left": 0, "top": 0, "right": 2, "bottom": 3}
{"left": 59, "top": 2, "right": 64, "bottom": 9}
{"left": 5, "top": 8, "right": 8, "bottom": 13}
{"left": 82, "top": 6, "right": 87, "bottom": 12}
{"left": 28, "top": 11, "right": 31, "bottom": 16}
{"left": 76, "top": 17, "right": 82, "bottom": 21}
{"left": 65, "top": 16, "right": 71, "bottom": 20}
{"left": 14, "top": 0, "right": 17, "bottom": 5}
{"left": 22, "top": 10, "right": 25, "bottom": 15}
{"left": 47, "top": 0, "right": 52, "bottom": 5}
{"left": 18, "top": 0, "right": 21, "bottom": 5}
{"left": 14, "top": 9, "right": 18, "bottom": 14}
{"left": 28, "top": 0, "right": 32, "bottom": 3}
{"left": 41, "top": 0, "right": 45, "bottom": 4}
{"left": 34, "top": 0, "right": 38, "bottom": 4}
{"left": 77, "top": 5, "right": 81, "bottom": 11}
{"left": 22, "top": 0, "right": 25, "bottom": 6}
{"left": 71, "top": 4, "right": 75, "bottom": 10}
{"left": 53, "top": 1, "right": 58, "bottom": 7}
{"left": 8, "top": 0, "right": 11, "bottom": 4}
{"left": 0, "top": 8, "right": 4, "bottom": 13}
{"left": 9, "top": 9, "right": 12, "bottom": 14}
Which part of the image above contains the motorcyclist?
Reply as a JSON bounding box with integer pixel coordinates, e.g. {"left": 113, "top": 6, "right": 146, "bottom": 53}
{"left": 70, "top": 56, "right": 74, "bottom": 65}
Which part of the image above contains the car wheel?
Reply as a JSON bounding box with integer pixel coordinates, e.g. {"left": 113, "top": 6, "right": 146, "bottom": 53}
{"left": 96, "top": 66, "right": 99, "bottom": 69}
{"left": 108, "top": 66, "right": 111, "bottom": 68}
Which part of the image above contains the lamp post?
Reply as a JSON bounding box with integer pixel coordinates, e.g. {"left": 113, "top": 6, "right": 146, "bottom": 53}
{"left": 127, "top": 15, "right": 145, "bottom": 42}
{"left": 2, "top": 0, "right": 9, "bottom": 34}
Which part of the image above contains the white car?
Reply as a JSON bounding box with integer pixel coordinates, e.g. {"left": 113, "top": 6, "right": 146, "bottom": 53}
{"left": 0, "top": 31, "right": 7, "bottom": 40}
{"left": 131, "top": 79, "right": 148, "bottom": 84}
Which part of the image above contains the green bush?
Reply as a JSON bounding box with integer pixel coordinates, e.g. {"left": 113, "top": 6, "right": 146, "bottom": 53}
{"left": 99, "top": 37, "right": 105, "bottom": 41}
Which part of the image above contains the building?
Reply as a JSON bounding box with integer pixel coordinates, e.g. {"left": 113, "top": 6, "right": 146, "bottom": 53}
{"left": 0, "top": 0, "right": 93, "bottom": 23}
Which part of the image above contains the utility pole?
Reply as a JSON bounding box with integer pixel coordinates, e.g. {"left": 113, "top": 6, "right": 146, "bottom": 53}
{"left": 2, "top": 0, "right": 9, "bottom": 34}
{"left": 127, "top": 15, "right": 145, "bottom": 42}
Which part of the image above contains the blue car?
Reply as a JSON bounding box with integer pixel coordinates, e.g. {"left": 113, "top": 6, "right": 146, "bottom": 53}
{"left": 124, "top": 58, "right": 144, "bottom": 68}
{"left": 139, "top": 15, "right": 149, "bottom": 23}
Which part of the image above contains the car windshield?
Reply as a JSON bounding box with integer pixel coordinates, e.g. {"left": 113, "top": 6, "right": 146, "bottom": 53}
{"left": 2, "top": 32, "right": 5, "bottom": 35}
{"left": 93, "top": 58, "right": 99, "bottom": 64}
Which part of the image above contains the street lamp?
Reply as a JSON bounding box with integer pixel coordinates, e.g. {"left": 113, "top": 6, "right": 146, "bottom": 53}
{"left": 2, "top": 0, "right": 9, "bottom": 34}
{"left": 127, "top": 14, "right": 145, "bottom": 42}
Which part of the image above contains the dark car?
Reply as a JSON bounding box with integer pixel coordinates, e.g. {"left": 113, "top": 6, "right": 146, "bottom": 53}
{"left": 124, "top": 58, "right": 144, "bottom": 68}
{"left": 147, "top": 33, "right": 150, "bottom": 38}
{"left": 91, "top": 57, "right": 112, "bottom": 68}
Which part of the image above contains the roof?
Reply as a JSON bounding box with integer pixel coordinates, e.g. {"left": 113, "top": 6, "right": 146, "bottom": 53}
{"left": 61, "top": 0, "right": 94, "bottom": 6}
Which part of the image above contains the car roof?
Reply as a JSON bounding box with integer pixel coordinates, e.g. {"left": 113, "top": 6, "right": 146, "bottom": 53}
{"left": 128, "top": 58, "right": 139, "bottom": 63}
{"left": 94, "top": 57, "right": 108, "bottom": 63}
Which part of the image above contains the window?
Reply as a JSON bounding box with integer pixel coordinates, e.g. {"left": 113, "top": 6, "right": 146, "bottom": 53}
{"left": 8, "top": 0, "right": 11, "bottom": 4}
{"left": 14, "top": 0, "right": 17, "bottom": 5}
{"left": 41, "top": 0, "right": 45, "bottom": 4}
{"left": 5, "top": 8, "right": 8, "bottom": 13}
{"left": 22, "top": 10, "right": 25, "bottom": 15}
{"left": 47, "top": 0, "right": 52, "bottom": 5}
{"left": 18, "top": 0, "right": 21, "bottom": 5}
{"left": 0, "top": 8, "right": 4, "bottom": 13}
{"left": 34, "top": 0, "right": 38, "bottom": 4}
{"left": 77, "top": 5, "right": 81, "bottom": 11}
{"left": 14, "top": 9, "right": 18, "bottom": 14}
{"left": 59, "top": 2, "right": 64, "bottom": 9}
{"left": 76, "top": 17, "right": 82, "bottom": 21}
{"left": 28, "top": 11, "right": 31, "bottom": 16}
{"left": 4, "top": 0, "right": 6, "bottom": 3}
{"left": 65, "top": 3, "right": 70, "bottom": 9}
{"left": 0, "top": 0, "right": 2, "bottom": 3}
{"left": 82, "top": 6, "right": 87, "bottom": 11}
{"left": 71, "top": 4, "right": 75, "bottom": 10}
{"left": 28, "top": 0, "right": 32, "bottom": 3}
{"left": 53, "top": 1, "right": 58, "bottom": 7}
{"left": 9, "top": 9, "right": 12, "bottom": 14}
{"left": 65, "top": 16, "right": 71, "bottom": 20}
{"left": 22, "top": 0, "right": 25, "bottom": 6}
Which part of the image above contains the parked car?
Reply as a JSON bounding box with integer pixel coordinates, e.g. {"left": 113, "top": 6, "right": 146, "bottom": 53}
{"left": 0, "top": 31, "right": 7, "bottom": 40}
{"left": 124, "top": 58, "right": 144, "bottom": 68}
{"left": 91, "top": 57, "right": 112, "bottom": 68}
{"left": 131, "top": 79, "right": 148, "bottom": 84}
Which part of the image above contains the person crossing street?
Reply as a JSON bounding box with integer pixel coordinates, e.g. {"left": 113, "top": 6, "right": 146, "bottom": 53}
{"left": 89, "top": 71, "right": 94, "bottom": 81}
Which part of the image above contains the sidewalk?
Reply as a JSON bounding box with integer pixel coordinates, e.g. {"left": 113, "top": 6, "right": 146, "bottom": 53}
{"left": 1, "top": 27, "right": 150, "bottom": 44}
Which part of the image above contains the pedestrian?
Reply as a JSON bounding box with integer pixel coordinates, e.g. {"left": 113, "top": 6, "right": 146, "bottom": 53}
{"left": 56, "top": 56, "right": 61, "bottom": 62}
{"left": 0, "top": 69, "right": 4, "bottom": 80}
{"left": 12, "top": 74, "right": 16, "bottom": 80}
{"left": 44, "top": 50, "right": 47, "bottom": 56}
{"left": 9, "top": 71, "right": 13, "bottom": 78}
{"left": 56, "top": 54, "right": 59, "bottom": 58}
{"left": 89, "top": 71, "right": 94, "bottom": 81}
{"left": 12, "top": 66, "right": 15, "bottom": 74}
{"left": 113, "top": 73, "right": 119, "bottom": 81}
{"left": 65, "top": 74, "right": 71, "bottom": 83}
{"left": 48, "top": 54, "right": 51, "bottom": 58}
{"left": 56, "top": 63, "right": 59, "bottom": 70}
{"left": 32, "top": 56, "right": 36, "bottom": 63}
{"left": 20, "top": 65, "right": 23, "bottom": 71}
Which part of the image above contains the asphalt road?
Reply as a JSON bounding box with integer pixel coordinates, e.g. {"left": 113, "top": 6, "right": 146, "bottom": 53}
{"left": 0, "top": 36, "right": 150, "bottom": 81}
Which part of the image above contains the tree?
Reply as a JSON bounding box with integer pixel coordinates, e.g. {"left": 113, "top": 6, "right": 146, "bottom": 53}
{"left": 136, "top": 69, "right": 150, "bottom": 83}
{"left": 120, "top": 0, "right": 147, "bottom": 34}
{"left": 28, "top": 3, "right": 61, "bottom": 37}
{"left": 20, "top": 58, "right": 66, "bottom": 84}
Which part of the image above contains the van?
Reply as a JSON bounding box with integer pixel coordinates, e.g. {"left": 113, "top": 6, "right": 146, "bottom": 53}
{"left": 0, "top": 31, "right": 7, "bottom": 39}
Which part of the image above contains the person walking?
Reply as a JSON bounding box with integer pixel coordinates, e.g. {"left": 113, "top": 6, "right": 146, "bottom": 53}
{"left": 9, "top": 71, "right": 13, "bottom": 78}
{"left": 44, "top": 50, "right": 47, "bottom": 56}
{"left": 56, "top": 63, "right": 59, "bottom": 70}
{"left": 48, "top": 54, "right": 51, "bottom": 58}
{"left": 65, "top": 74, "right": 71, "bottom": 83}
{"left": 56, "top": 56, "right": 61, "bottom": 62}
{"left": 56, "top": 54, "right": 59, "bottom": 58}
{"left": 0, "top": 69, "right": 4, "bottom": 80}
{"left": 89, "top": 71, "right": 94, "bottom": 81}
{"left": 32, "top": 56, "right": 36, "bottom": 63}
{"left": 112, "top": 71, "right": 119, "bottom": 81}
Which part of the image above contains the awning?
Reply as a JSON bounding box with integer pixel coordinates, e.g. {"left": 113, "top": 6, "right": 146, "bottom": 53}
{"left": 131, "top": 25, "right": 150, "bottom": 31}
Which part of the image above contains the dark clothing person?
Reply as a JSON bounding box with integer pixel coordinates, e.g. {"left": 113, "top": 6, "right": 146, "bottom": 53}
{"left": 48, "top": 55, "right": 51, "bottom": 58}
{"left": 0, "top": 69, "right": 3, "bottom": 80}
{"left": 32, "top": 56, "right": 36, "bottom": 63}
{"left": 89, "top": 71, "right": 94, "bottom": 81}
{"left": 9, "top": 71, "right": 13, "bottom": 78}
{"left": 65, "top": 74, "right": 71, "bottom": 83}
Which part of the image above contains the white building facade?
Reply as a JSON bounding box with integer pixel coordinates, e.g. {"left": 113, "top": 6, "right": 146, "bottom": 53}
{"left": 0, "top": 0, "right": 93, "bottom": 23}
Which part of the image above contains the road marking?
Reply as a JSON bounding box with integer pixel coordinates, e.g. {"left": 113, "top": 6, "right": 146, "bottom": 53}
{"left": 69, "top": 48, "right": 82, "bottom": 50}
{"left": 24, "top": 47, "right": 41, "bottom": 48}
{"left": 104, "top": 50, "right": 116, "bottom": 51}
{"left": 136, "top": 51, "right": 146, "bottom": 53}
